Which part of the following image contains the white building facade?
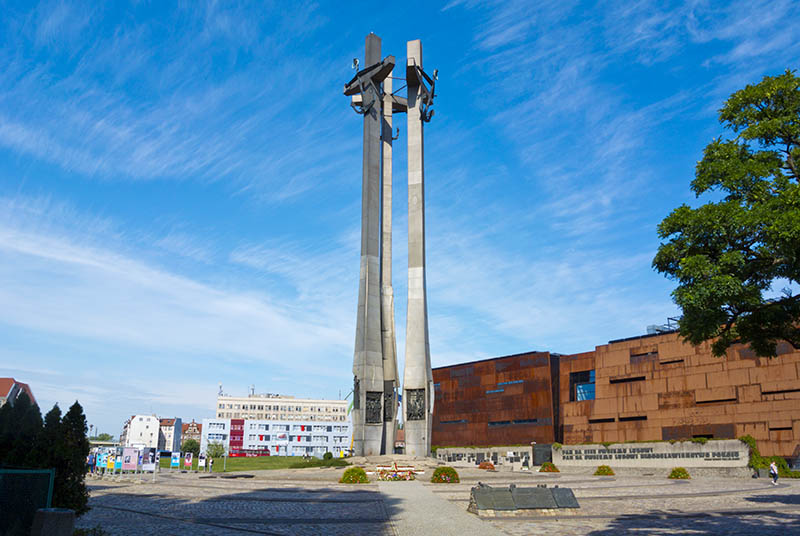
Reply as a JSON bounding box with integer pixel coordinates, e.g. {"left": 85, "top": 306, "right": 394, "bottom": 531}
{"left": 201, "top": 418, "right": 352, "bottom": 458}
{"left": 122, "top": 415, "right": 160, "bottom": 449}
{"left": 215, "top": 393, "right": 350, "bottom": 423}
{"left": 158, "top": 418, "right": 182, "bottom": 452}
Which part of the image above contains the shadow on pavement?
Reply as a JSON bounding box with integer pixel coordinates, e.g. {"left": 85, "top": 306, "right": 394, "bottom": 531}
{"left": 586, "top": 509, "right": 800, "bottom": 536}
{"left": 78, "top": 483, "right": 402, "bottom": 535}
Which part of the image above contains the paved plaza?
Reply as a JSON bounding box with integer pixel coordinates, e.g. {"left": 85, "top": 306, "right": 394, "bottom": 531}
{"left": 76, "top": 466, "right": 800, "bottom": 535}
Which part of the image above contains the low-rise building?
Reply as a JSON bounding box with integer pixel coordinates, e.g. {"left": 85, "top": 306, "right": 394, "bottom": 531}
{"left": 0, "top": 378, "right": 36, "bottom": 408}
{"left": 182, "top": 419, "right": 202, "bottom": 444}
{"left": 159, "top": 418, "right": 182, "bottom": 452}
{"left": 201, "top": 417, "right": 351, "bottom": 458}
{"left": 121, "top": 415, "right": 161, "bottom": 449}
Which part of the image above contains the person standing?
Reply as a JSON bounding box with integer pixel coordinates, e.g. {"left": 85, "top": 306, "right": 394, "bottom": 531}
{"left": 209, "top": 457, "right": 214, "bottom": 473}
{"left": 769, "top": 461, "right": 779, "bottom": 485}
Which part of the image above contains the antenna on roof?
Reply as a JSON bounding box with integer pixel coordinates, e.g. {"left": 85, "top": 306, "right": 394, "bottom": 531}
{"left": 218, "top": 382, "right": 223, "bottom": 396}
{"left": 250, "top": 384, "right": 255, "bottom": 396}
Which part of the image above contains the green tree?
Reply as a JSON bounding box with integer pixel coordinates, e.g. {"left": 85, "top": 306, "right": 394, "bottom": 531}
{"left": 654, "top": 69, "right": 800, "bottom": 357}
{"left": 91, "top": 433, "right": 113, "bottom": 441}
{"left": 181, "top": 438, "right": 200, "bottom": 457}
{"left": 0, "top": 393, "right": 43, "bottom": 468}
{"left": 205, "top": 441, "right": 226, "bottom": 458}
{"left": 54, "top": 401, "right": 90, "bottom": 515}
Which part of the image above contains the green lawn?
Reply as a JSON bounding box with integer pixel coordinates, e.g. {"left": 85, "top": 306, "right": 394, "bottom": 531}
{"left": 158, "top": 456, "right": 349, "bottom": 472}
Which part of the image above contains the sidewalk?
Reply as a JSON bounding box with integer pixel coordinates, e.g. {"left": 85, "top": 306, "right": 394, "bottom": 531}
{"left": 378, "top": 480, "right": 505, "bottom": 536}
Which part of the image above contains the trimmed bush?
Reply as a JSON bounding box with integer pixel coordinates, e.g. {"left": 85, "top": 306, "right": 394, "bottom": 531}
{"left": 594, "top": 465, "right": 615, "bottom": 476}
{"left": 339, "top": 466, "right": 369, "bottom": 484}
{"left": 478, "top": 461, "right": 495, "bottom": 470}
{"left": 323, "top": 452, "right": 333, "bottom": 460}
{"left": 539, "top": 462, "right": 560, "bottom": 473}
{"left": 551, "top": 442, "right": 562, "bottom": 451}
{"left": 668, "top": 467, "right": 691, "bottom": 479}
{"left": 431, "top": 466, "right": 460, "bottom": 483}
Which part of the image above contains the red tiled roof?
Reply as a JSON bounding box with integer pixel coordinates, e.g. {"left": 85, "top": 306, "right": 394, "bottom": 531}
{"left": 160, "top": 418, "right": 176, "bottom": 426}
{"left": 0, "top": 378, "right": 13, "bottom": 398}
{"left": 182, "top": 420, "right": 202, "bottom": 433}
{"left": 0, "top": 378, "right": 36, "bottom": 405}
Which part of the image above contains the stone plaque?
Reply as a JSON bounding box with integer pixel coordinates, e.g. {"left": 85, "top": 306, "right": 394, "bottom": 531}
{"left": 406, "top": 389, "right": 425, "bottom": 421}
{"left": 471, "top": 487, "right": 516, "bottom": 511}
{"left": 365, "top": 391, "right": 382, "bottom": 424}
{"left": 511, "top": 487, "right": 557, "bottom": 509}
{"left": 552, "top": 488, "right": 580, "bottom": 508}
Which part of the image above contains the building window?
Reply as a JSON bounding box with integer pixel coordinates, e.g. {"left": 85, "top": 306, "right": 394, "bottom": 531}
{"left": 569, "top": 370, "right": 596, "bottom": 401}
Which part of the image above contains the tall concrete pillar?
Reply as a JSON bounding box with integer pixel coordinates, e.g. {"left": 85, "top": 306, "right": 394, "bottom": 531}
{"left": 349, "top": 33, "right": 386, "bottom": 456}
{"left": 403, "top": 39, "right": 434, "bottom": 457}
{"left": 381, "top": 73, "right": 399, "bottom": 455}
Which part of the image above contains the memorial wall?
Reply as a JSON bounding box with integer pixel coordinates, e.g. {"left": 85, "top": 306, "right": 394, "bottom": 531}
{"left": 552, "top": 440, "right": 748, "bottom": 468}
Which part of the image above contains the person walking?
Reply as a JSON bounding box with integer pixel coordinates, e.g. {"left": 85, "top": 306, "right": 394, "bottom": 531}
{"left": 769, "top": 461, "right": 779, "bottom": 485}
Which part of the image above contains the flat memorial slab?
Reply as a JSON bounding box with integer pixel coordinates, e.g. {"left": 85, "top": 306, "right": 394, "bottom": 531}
{"left": 552, "top": 487, "right": 580, "bottom": 508}
{"left": 472, "top": 487, "right": 517, "bottom": 511}
{"left": 512, "top": 486, "right": 558, "bottom": 509}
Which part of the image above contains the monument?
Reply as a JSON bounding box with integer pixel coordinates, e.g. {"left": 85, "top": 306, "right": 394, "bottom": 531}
{"left": 344, "top": 34, "right": 437, "bottom": 456}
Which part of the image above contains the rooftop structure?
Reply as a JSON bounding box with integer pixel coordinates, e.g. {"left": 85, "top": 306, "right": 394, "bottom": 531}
{"left": 0, "top": 378, "right": 36, "bottom": 408}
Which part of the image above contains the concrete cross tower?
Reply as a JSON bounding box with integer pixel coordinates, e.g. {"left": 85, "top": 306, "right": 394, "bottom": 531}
{"left": 381, "top": 72, "right": 399, "bottom": 454}
{"left": 403, "top": 39, "right": 436, "bottom": 457}
{"left": 343, "top": 33, "right": 395, "bottom": 456}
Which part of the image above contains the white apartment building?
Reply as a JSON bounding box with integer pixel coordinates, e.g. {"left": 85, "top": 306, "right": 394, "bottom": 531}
{"left": 200, "top": 417, "right": 352, "bottom": 458}
{"left": 215, "top": 393, "right": 349, "bottom": 423}
{"left": 122, "top": 415, "right": 160, "bottom": 449}
{"left": 159, "top": 417, "right": 182, "bottom": 452}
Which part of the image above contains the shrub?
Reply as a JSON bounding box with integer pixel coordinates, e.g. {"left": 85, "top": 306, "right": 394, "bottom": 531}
{"left": 478, "top": 461, "right": 495, "bottom": 470}
{"left": 739, "top": 435, "right": 767, "bottom": 469}
{"left": 339, "top": 466, "right": 369, "bottom": 484}
{"left": 690, "top": 437, "right": 709, "bottom": 445}
{"left": 601, "top": 442, "right": 613, "bottom": 449}
{"left": 323, "top": 452, "right": 333, "bottom": 460}
{"left": 431, "top": 466, "right": 460, "bottom": 483}
{"left": 551, "top": 442, "right": 562, "bottom": 451}
{"left": 539, "top": 462, "right": 560, "bottom": 473}
{"left": 668, "top": 467, "right": 691, "bottom": 479}
{"left": 594, "top": 465, "right": 615, "bottom": 476}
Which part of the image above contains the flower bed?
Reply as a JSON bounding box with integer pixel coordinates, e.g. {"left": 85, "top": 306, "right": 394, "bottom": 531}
{"left": 539, "top": 462, "right": 560, "bottom": 473}
{"left": 431, "top": 466, "right": 460, "bottom": 483}
{"left": 478, "top": 461, "right": 495, "bottom": 471}
{"left": 340, "top": 466, "right": 369, "bottom": 483}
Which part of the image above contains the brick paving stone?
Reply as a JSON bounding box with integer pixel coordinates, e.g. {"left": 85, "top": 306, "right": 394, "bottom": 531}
{"left": 76, "top": 470, "right": 800, "bottom": 536}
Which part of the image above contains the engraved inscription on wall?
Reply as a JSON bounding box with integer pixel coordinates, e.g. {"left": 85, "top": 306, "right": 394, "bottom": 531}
{"left": 366, "top": 391, "right": 382, "bottom": 423}
{"left": 406, "top": 389, "right": 425, "bottom": 421}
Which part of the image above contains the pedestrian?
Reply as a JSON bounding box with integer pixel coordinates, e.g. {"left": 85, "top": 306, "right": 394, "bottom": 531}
{"left": 209, "top": 457, "right": 214, "bottom": 473}
{"left": 769, "top": 461, "right": 779, "bottom": 485}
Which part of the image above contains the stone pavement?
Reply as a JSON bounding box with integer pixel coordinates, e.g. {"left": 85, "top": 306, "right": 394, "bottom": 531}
{"left": 75, "top": 467, "right": 800, "bottom": 535}
{"left": 377, "top": 479, "right": 505, "bottom": 536}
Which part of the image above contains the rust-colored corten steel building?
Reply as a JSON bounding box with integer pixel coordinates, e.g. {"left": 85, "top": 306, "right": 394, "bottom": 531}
{"left": 432, "top": 351, "right": 557, "bottom": 447}
{"left": 432, "top": 330, "right": 800, "bottom": 458}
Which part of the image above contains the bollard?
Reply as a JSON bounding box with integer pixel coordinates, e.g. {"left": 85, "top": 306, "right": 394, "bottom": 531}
{"left": 30, "top": 508, "right": 75, "bottom": 536}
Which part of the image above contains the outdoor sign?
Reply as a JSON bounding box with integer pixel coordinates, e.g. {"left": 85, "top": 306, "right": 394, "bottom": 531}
{"left": 142, "top": 450, "right": 156, "bottom": 472}
{"left": 198, "top": 454, "right": 206, "bottom": 468}
{"left": 170, "top": 452, "right": 180, "bottom": 468}
{"left": 184, "top": 452, "right": 193, "bottom": 468}
{"left": 122, "top": 448, "right": 137, "bottom": 471}
{"left": 114, "top": 455, "right": 122, "bottom": 470}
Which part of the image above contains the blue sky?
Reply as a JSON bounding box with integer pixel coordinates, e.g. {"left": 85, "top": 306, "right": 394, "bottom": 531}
{"left": 1, "top": 0, "right": 798, "bottom": 437}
